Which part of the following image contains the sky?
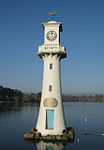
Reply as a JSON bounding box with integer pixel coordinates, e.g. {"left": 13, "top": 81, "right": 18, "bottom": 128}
{"left": 0, "top": 0, "right": 104, "bottom": 95}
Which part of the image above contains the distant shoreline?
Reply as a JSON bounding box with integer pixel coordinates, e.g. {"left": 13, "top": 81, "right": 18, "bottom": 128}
{"left": 0, "top": 85, "right": 104, "bottom": 104}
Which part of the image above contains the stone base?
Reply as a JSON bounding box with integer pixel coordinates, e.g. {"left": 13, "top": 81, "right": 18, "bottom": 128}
{"left": 24, "top": 127, "right": 74, "bottom": 142}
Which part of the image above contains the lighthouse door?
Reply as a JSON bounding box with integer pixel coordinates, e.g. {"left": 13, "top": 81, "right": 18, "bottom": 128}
{"left": 46, "top": 110, "right": 54, "bottom": 129}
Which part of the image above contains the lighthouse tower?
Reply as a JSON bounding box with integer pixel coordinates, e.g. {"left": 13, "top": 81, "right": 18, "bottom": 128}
{"left": 36, "top": 20, "right": 67, "bottom": 136}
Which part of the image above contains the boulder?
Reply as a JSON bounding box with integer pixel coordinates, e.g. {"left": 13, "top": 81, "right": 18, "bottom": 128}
{"left": 67, "top": 127, "right": 74, "bottom": 139}
{"left": 62, "top": 129, "right": 67, "bottom": 134}
{"left": 24, "top": 132, "right": 34, "bottom": 139}
{"left": 70, "top": 127, "right": 74, "bottom": 132}
{"left": 35, "top": 132, "right": 41, "bottom": 138}
{"left": 67, "top": 131, "right": 74, "bottom": 139}
{"left": 56, "top": 135, "right": 62, "bottom": 141}
{"left": 34, "top": 135, "right": 39, "bottom": 140}
{"left": 67, "top": 127, "right": 74, "bottom": 134}
{"left": 31, "top": 127, "right": 37, "bottom": 134}
{"left": 61, "top": 135, "right": 68, "bottom": 141}
{"left": 42, "top": 136, "right": 47, "bottom": 141}
{"left": 46, "top": 135, "right": 53, "bottom": 140}
{"left": 24, "top": 127, "right": 74, "bottom": 141}
{"left": 52, "top": 135, "right": 56, "bottom": 140}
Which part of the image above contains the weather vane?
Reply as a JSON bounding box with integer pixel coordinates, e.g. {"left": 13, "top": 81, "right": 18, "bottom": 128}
{"left": 49, "top": 11, "right": 56, "bottom": 20}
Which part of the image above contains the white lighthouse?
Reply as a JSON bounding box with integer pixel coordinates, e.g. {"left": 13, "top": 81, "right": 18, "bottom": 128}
{"left": 36, "top": 20, "right": 67, "bottom": 136}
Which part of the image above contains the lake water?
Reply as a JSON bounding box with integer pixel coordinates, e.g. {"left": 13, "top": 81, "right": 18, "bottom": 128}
{"left": 0, "top": 102, "right": 104, "bottom": 150}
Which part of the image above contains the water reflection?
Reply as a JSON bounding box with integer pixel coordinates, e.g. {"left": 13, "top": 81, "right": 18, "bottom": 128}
{"left": 36, "top": 141, "right": 65, "bottom": 150}
{"left": 24, "top": 138, "right": 68, "bottom": 150}
{"left": 0, "top": 101, "right": 39, "bottom": 112}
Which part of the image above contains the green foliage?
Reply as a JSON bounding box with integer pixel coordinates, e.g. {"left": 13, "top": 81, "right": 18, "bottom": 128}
{"left": 0, "top": 85, "right": 23, "bottom": 102}
{"left": 0, "top": 85, "right": 104, "bottom": 103}
{"left": 0, "top": 85, "right": 40, "bottom": 103}
{"left": 62, "top": 94, "right": 104, "bottom": 102}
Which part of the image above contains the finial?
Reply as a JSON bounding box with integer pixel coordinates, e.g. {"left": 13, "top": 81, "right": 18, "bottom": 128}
{"left": 49, "top": 11, "right": 56, "bottom": 20}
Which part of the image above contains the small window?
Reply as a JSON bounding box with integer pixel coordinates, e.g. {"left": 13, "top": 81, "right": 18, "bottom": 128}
{"left": 49, "top": 63, "right": 53, "bottom": 69}
{"left": 49, "top": 85, "right": 52, "bottom": 91}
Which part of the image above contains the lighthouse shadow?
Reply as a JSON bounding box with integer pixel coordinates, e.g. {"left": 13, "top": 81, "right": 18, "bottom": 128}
{"left": 24, "top": 139, "right": 74, "bottom": 150}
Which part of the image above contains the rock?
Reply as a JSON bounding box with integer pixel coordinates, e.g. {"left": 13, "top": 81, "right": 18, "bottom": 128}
{"left": 68, "top": 127, "right": 74, "bottom": 133}
{"left": 24, "top": 127, "right": 74, "bottom": 141}
{"left": 31, "top": 127, "right": 37, "bottom": 134}
{"left": 34, "top": 135, "right": 39, "bottom": 140}
{"left": 61, "top": 135, "right": 68, "bottom": 141}
{"left": 67, "top": 127, "right": 74, "bottom": 139}
{"left": 35, "top": 132, "right": 41, "bottom": 138}
{"left": 24, "top": 132, "right": 34, "bottom": 139}
{"left": 34, "top": 132, "right": 41, "bottom": 140}
{"left": 56, "top": 135, "right": 62, "bottom": 140}
{"left": 39, "top": 136, "right": 42, "bottom": 140}
{"left": 46, "top": 135, "right": 53, "bottom": 140}
{"left": 52, "top": 135, "right": 56, "bottom": 140}
{"left": 42, "top": 136, "right": 47, "bottom": 141}
{"left": 67, "top": 131, "right": 74, "bottom": 139}
{"left": 68, "top": 130, "right": 72, "bottom": 134}
{"left": 71, "top": 128, "right": 74, "bottom": 134}
{"left": 62, "top": 129, "right": 67, "bottom": 134}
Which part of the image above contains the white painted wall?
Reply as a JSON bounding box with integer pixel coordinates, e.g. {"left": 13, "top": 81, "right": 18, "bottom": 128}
{"left": 36, "top": 54, "right": 66, "bottom": 135}
{"left": 36, "top": 20, "right": 67, "bottom": 136}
